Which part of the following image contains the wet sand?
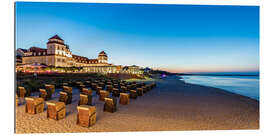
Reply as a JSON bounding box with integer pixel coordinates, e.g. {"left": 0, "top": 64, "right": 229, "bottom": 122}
{"left": 15, "top": 75, "right": 259, "bottom": 133}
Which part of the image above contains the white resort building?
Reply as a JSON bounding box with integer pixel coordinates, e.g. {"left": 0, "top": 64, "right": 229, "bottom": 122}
{"left": 16, "top": 35, "right": 143, "bottom": 74}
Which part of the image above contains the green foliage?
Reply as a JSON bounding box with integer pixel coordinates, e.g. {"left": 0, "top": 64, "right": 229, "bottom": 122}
{"left": 23, "top": 80, "right": 44, "bottom": 93}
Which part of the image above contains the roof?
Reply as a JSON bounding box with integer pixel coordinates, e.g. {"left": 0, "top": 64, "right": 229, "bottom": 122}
{"left": 88, "top": 59, "right": 98, "bottom": 62}
{"left": 29, "top": 47, "right": 47, "bottom": 52}
{"left": 72, "top": 54, "right": 88, "bottom": 60}
{"left": 17, "top": 48, "right": 28, "bottom": 53}
{"left": 98, "top": 51, "right": 107, "bottom": 56}
{"left": 72, "top": 54, "right": 98, "bottom": 63}
{"left": 47, "top": 41, "right": 65, "bottom": 45}
{"left": 49, "top": 35, "right": 63, "bottom": 41}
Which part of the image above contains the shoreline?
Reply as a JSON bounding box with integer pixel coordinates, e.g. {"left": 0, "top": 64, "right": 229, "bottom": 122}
{"left": 128, "top": 75, "right": 259, "bottom": 103}
{"left": 178, "top": 75, "right": 259, "bottom": 102}
{"left": 16, "top": 75, "right": 259, "bottom": 133}
{"left": 183, "top": 80, "right": 259, "bottom": 104}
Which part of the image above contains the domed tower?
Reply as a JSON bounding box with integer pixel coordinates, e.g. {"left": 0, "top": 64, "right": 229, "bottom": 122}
{"left": 98, "top": 51, "right": 108, "bottom": 64}
{"left": 47, "top": 35, "right": 64, "bottom": 55}
{"left": 46, "top": 35, "right": 72, "bottom": 56}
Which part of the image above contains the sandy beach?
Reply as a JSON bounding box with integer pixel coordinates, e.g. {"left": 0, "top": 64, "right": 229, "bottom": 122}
{"left": 15, "top": 75, "right": 259, "bottom": 133}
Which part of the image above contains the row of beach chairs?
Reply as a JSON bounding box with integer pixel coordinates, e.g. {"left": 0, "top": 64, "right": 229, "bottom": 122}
{"left": 16, "top": 79, "right": 157, "bottom": 127}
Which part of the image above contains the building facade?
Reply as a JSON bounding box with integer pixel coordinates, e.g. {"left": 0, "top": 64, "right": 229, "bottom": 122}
{"left": 17, "top": 35, "right": 143, "bottom": 74}
{"left": 20, "top": 35, "right": 111, "bottom": 67}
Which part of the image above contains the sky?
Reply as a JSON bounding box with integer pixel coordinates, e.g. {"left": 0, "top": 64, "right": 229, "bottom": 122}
{"left": 15, "top": 2, "right": 259, "bottom": 73}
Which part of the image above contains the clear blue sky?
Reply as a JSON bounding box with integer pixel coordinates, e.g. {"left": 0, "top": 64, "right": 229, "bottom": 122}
{"left": 15, "top": 2, "right": 259, "bottom": 73}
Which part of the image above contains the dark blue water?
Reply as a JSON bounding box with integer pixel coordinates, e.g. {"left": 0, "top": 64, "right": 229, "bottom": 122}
{"left": 180, "top": 75, "right": 259, "bottom": 101}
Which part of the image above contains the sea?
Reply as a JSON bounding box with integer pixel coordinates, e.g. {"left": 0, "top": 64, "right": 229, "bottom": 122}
{"left": 179, "top": 75, "right": 259, "bottom": 101}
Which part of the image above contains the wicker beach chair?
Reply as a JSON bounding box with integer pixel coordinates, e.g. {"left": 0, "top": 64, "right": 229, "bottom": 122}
{"left": 112, "top": 88, "right": 120, "bottom": 97}
{"left": 96, "top": 86, "right": 102, "bottom": 95}
{"left": 45, "top": 84, "right": 55, "bottom": 94}
{"left": 106, "top": 85, "right": 113, "bottom": 92}
{"left": 46, "top": 101, "right": 66, "bottom": 120}
{"left": 107, "top": 81, "right": 112, "bottom": 85}
{"left": 18, "top": 86, "right": 27, "bottom": 98}
{"left": 63, "top": 83, "right": 69, "bottom": 86}
{"left": 131, "top": 84, "right": 136, "bottom": 90}
{"left": 136, "top": 83, "right": 141, "bottom": 88}
{"left": 113, "top": 84, "right": 119, "bottom": 89}
{"left": 59, "top": 91, "right": 68, "bottom": 103}
{"left": 59, "top": 91, "right": 72, "bottom": 104}
{"left": 79, "top": 84, "right": 86, "bottom": 92}
{"left": 120, "top": 83, "right": 125, "bottom": 87}
{"left": 77, "top": 105, "right": 96, "bottom": 127}
{"left": 82, "top": 88, "right": 92, "bottom": 96}
{"left": 91, "top": 83, "right": 97, "bottom": 91}
{"left": 78, "top": 94, "right": 92, "bottom": 106}
{"left": 98, "top": 82, "right": 105, "bottom": 89}
{"left": 112, "top": 81, "right": 117, "bottom": 85}
{"left": 44, "top": 85, "right": 54, "bottom": 99}
{"left": 99, "top": 90, "right": 109, "bottom": 101}
{"left": 130, "top": 90, "right": 138, "bottom": 99}
{"left": 145, "top": 85, "right": 150, "bottom": 92}
{"left": 104, "top": 97, "right": 117, "bottom": 113}
{"left": 76, "top": 81, "right": 83, "bottom": 86}
{"left": 39, "top": 89, "right": 49, "bottom": 100}
{"left": 85, "top": 80, "right": 91, "bottom": 86}
{"left": 119, "top": 93, "right": 129, "bottom": 105}
{"left": 125, "top": 81, "right": 129, "bottom": 85}
{"left": 25, "top": 97, "right": 44, "bottom": 114}
{"left": 120, "top": 86, "right": 127, "bottom": 93}
{"left": 63, "top": 86, "right": 72, "bottom": 94}
{"left": 126, "top": 85, "right": 132, "bottom": 91}
{"left": 137, "top": 88, "right": 143, "bottom": 96}
{"left": 142, "top": 86, "right": 147, "bottom": 93}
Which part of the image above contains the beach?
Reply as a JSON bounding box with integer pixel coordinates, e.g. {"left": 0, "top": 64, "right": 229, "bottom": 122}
{"left": 15, "top": 75, "right": 259, "bottom": 133}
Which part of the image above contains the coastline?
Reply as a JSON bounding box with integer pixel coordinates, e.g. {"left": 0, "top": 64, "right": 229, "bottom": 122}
{"left": 129, "top": 75, "right": 258, "bottom": 103}
{"left": 16, "top": 75, "right": 259, "bottom": 133}
{"left": 183, "top": 79, "right": 259, "bottom": 105}
{"left": 179, "top": 75, "right": 259, "bottom": 101}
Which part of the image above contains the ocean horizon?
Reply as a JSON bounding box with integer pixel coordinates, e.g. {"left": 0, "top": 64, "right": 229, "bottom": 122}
{"left": 179, "top": 75, "right": 259, "bottom": 101}
{"left": 178, "top": 71, "right": 259, "bottom": 76}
